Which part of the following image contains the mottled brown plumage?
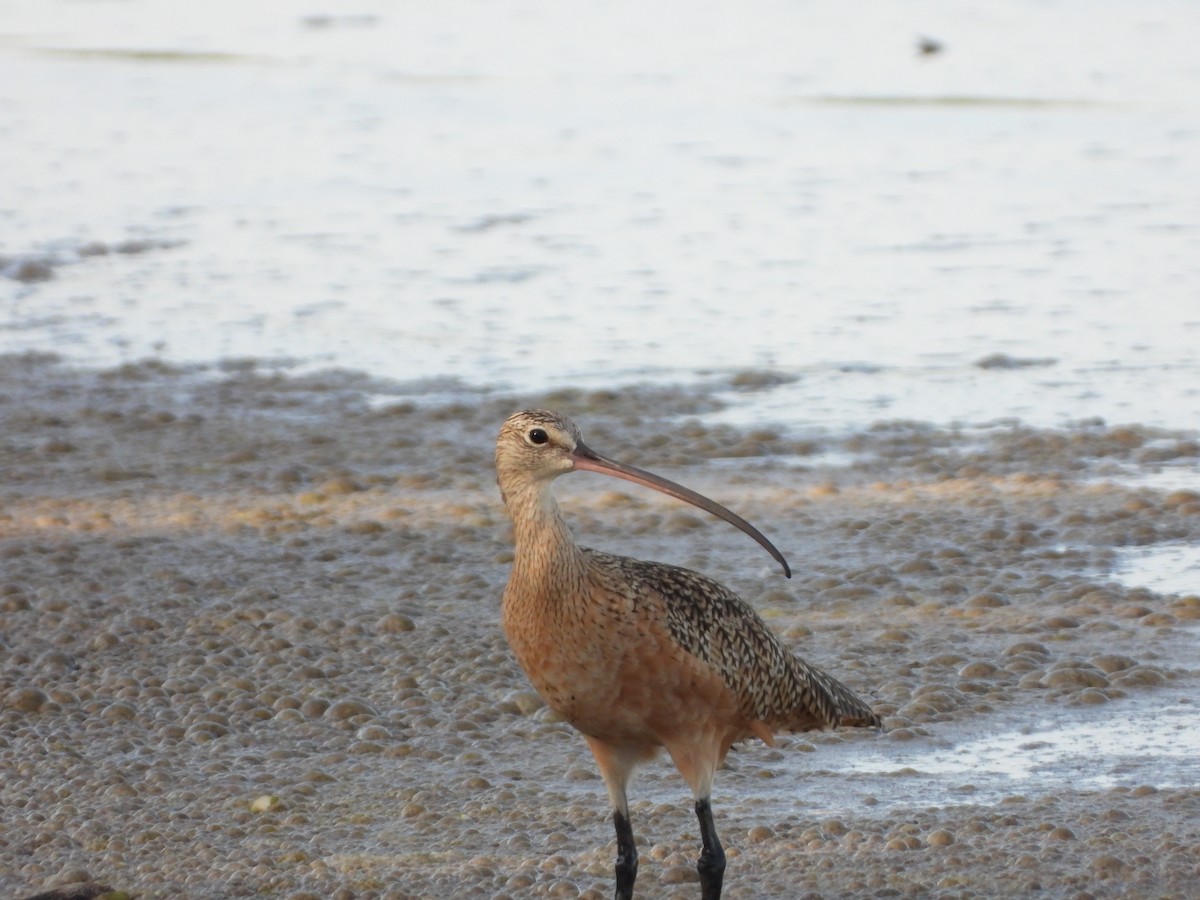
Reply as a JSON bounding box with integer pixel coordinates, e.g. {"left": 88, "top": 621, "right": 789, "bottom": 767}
{"left": 589, "top": 552, "right": 877, "bottom": 731}
{"left": 496, "top": 409, "right": 879, "bottom": 900}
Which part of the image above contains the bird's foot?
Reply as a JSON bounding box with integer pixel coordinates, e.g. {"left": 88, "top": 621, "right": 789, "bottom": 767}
{"left": 695, "top": 797, "right": 726, "bottom": 899}
{"left": 613, "top": 808, "right": 638, "bottom": 900}
{"left": 697, "top": 847, "right": 725, "bottom": 900}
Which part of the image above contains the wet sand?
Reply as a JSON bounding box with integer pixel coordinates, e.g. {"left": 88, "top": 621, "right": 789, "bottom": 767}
{"left": 1, "top": 353, "right": 1198, "bottom": 899}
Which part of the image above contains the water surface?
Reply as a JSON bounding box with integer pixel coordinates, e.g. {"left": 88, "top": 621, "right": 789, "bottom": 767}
{"left": 2, "top": 0, "right": 1199, "bottom": 434}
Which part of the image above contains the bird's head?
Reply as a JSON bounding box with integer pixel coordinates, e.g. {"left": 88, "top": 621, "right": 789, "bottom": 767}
{"left": 495, "top": 409, "right": 585, "bottom": 486}
{"left": 495, "top": 409, "right": 792, "bottom": 577}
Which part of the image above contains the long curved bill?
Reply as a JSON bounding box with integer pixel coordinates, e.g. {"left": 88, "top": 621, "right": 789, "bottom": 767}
{"left": 571, "top": 442, "right": 792, "bottom": 578}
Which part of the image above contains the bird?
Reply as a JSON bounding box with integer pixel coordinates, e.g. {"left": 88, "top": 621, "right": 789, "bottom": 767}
{"left": 495, "top": 409, "right": 880, "bottom": 900}
{"left": 916, "top": 34, "right": 945, "bottom": 57}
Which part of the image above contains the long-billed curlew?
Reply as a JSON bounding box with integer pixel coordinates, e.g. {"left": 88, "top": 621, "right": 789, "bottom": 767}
{"left": 496, "top": 409, "right": 880, "bottom": 900}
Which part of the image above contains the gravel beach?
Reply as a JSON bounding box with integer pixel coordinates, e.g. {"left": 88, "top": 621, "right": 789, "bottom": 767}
{"left": 2, "top": 353, "right": 1198, "bottom": 899}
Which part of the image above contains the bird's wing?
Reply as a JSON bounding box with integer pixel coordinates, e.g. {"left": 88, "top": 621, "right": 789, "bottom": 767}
{"left": 585, "top": 550, "right": 880, "bottom": 731}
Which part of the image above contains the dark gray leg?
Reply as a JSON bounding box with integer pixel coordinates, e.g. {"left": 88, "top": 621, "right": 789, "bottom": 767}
{"left": 695, "top": 797, "right": 726, "bottom": 900}
{"left": 613, "top": 808, "right": 638, "bottom": 900}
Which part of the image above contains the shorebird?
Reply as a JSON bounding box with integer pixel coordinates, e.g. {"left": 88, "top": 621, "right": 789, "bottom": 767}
{"left": 496, "top": 409, "right": 879, "bottom": 900}
{"left": 916, "top": 34, "right": 945, "bottom": 56}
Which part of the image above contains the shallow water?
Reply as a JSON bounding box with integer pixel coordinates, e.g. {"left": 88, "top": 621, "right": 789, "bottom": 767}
{"left": 3, "top": 0, "right": 1200, "bottom": 434}
{"left": 1114, "top": 542, "right": 1200, "bottom": 596}
{"left": 832, "top": 692, "right": 1199, "bottom": 805}
{"left": 701, "top": 692, "right": 1199, "bottom": 824}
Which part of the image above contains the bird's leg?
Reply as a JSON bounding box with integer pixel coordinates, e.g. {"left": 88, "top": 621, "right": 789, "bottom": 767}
{"left": 584, "top": 737, "right": 642, "bottom": 900}
{"left": 613, "top": 807, "right": 638, "bottom": 900}
{"left": 694, "top": 797, "right": 725, "bottom": 900}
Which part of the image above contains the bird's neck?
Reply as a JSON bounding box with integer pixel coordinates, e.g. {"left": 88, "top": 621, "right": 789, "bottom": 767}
{"left": 502, "top": 478, "right": 589, "bottom": 599}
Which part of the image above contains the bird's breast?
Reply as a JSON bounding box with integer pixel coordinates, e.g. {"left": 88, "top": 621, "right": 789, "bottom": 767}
{"left": 502, "top": 578, "right": 633, "bottom": 724}
{"left": 501, "top": 574, "right": 744, "bottom": 745}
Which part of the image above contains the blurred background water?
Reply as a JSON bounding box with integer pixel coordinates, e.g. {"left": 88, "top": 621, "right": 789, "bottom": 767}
{"left": 2, "top": 0, "right": 1198, "bottom": 435}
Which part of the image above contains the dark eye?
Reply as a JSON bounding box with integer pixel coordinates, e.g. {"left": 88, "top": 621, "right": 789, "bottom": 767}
{"left": 527, "top": 428, "right": 549, "bottom": 445}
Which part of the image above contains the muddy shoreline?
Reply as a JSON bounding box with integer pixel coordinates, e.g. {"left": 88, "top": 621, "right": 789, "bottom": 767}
{"left": 1, "top": 353, "right": 1198, "bottom": 899}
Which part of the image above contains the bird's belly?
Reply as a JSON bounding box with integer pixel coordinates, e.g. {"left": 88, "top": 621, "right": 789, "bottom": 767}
{"left": 504, "top": 605, "right": 743, "bottom": 746}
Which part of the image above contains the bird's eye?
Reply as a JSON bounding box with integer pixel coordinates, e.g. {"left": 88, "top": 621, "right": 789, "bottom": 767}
{"left": 527, "top": 428, "right": 549, "bottom": 446}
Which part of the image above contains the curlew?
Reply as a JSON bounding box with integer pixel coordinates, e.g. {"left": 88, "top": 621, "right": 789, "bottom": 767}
{"left": 496, "top": 409, "right": 880, "bottom": 900}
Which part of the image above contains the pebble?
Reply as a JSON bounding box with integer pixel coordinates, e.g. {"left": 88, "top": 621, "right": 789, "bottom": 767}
{"left": 355, "top": 724, "right": 390, "bottom": 741}
{"left": 505, "top": 691, "right": 545, "bottom": 716}
{"left": 1111, "top": 666, "right": 1167, "bottom": 687}
{"left": 52, "top": 865, "right": 92, "bottom": 885}
{"left": 301, "top": 698, "right": 331, "bottom": 718}
{"left": 4, "top": 687, "right": 50, "bottom": 713}
{"left": 958, "top": 661, "right": 998, "bottom": 678}
{"left": 661, "top": 865, "right": 698, "bottom": 884}
{"left": 249, "top": 795, "right": 282, "bottom": 814}
{"left": 319, "top": 476, "right": 365, "bottom": 495}
{"left": 101, "top": 702, "right": 137, "bottom": 722}
{"left": 377, "top": 613, "right": 416, "bottom": 633}
{"left": 1044, "top": 665, "right": 1108, "bottom": 689}
{"left": 1091, "top": 854, "right": 1127, "bottom": 874}
{"left": 966, "top": 592, "right": 1009, "bottom": 608}
{"left": 1090, "top": 654, "right": 1137, "bottom": 673}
